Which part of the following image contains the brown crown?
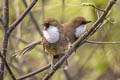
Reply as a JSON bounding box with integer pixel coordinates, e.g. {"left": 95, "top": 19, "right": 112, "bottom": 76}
{"left": 73, "top": 17, "right": 86, "bottom": 22}
{"left": 43, "top": 19, "right": 49, "bottom": 24}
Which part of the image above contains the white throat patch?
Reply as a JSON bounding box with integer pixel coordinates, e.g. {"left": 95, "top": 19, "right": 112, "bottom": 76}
{"left": 75, "top": 24, "right": 86, "bottom": 38}
{"left": 43, "top": 26, "right": 59, "bottom": 43}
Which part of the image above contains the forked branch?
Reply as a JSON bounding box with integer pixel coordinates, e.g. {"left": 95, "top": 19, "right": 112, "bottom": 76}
{"left": 8, "top": 0, "right": 38, "bottom": 34}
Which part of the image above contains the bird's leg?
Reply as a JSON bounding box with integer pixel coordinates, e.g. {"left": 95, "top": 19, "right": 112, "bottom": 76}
{"left": 51, "top": 54, "right": 68, "bottom": 71}
{"left": 51, "top": 55, "right": 59, "bottom": 72}
{"left": 51, "top": 56, "right": 55, "bottom": 71}
{"left": 63, "top": 51, "right": 69, "bottom": 70}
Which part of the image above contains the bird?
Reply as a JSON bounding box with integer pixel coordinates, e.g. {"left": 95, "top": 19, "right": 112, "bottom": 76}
{"left": 63, "top": 16, "right": 91, "bottom": 43}
{"left": 42, "top": 18, "right": 70, "bottom": 70}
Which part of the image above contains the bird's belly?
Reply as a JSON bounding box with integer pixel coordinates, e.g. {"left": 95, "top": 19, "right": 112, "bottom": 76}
{"left": 45, "top": 45, "right": 57, "bottom": 55}
{"left": 44, "top": 42, "right": 67, "bottom": 55}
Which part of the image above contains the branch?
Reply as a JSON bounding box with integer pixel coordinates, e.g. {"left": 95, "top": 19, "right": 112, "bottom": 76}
{"left": 8, "top": 0, "right": 38, "bottom": 34}
{"left": 86, "top": 40, "right": 120, "bottom": 44}
{"left": 89, "top": 4, "right": 116, "bottom": 24}
{"left": 22, "top": 0, "right": 43, "bottom": 36}
{"left": 0, "top": 0, "right": 9, "bottom": 79}
{"left": 42, "top": 0, "right": 117, "bottom": 80}
{"left": 3, "top": 0, "right": 9, "bottom": 30}
{"left": 16, "top": 64, "right": 51, "bottom": 80}
{"left": 0, "top": 52, "right": 16, "bottom": 80}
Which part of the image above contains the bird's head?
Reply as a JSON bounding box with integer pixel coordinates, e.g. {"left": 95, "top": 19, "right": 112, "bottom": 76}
{"left": 72, "top": 17, "right": 91, "bottom": 28}
{"left": 42, "top": 18, "right": 59, "bottom": 30}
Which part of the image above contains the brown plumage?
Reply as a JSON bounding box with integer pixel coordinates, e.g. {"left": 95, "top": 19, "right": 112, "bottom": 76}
{"left": 42, "top": 18, "right": 69, "bottom": 70}
{"left": 63, "top": 16, "right": 91, "bottom": 43}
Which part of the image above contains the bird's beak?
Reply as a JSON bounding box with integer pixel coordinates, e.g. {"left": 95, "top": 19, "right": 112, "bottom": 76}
{"left": 86, "top": 20, "right": 92, "bottom": 24}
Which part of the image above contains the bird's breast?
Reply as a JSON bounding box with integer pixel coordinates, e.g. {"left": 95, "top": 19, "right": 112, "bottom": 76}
{"left": 75, "top": 24, "right": 86, "bottom": 38}
{"left": 43, "top": 26, "right": 59, "bottom": 43}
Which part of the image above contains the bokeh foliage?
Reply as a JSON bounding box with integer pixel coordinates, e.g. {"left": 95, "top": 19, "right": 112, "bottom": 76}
{"left": 0, "top": 0, "right": 120, "bottom": 80}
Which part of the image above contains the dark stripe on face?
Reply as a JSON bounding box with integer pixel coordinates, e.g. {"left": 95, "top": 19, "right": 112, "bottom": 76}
{"left": 82, "top": 20, "right": 92, "bottom": 24}
{"left": 43, "top": 23, "right": 50, "bottom": 30}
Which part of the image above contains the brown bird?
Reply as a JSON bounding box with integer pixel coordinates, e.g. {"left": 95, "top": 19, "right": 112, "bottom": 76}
{"left": 42, "top": 18, "right": 70, "bottom": 70}
{"left": 63, "top": 16, "right": 91, "bottom": 43}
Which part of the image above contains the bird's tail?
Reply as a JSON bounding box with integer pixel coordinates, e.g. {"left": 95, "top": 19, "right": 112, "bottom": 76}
{"left": 12, "top": 39, "right": 41, "bottom": 58}
{"left": 52, "top": 54, "right": 68, "bottom": 70}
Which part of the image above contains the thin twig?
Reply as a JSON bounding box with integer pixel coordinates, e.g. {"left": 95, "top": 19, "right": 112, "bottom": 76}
{"left": 91, "top": 4, "right": 116, "bottom": 24}
{"left": 42, "top": 0, "right": 117, "bottom": 80}
{"left": 8, "top": 0, "right": 38, "bottom": 34}
{"left": 91, "top": 5, "right": 105, "bottom": 12}
{"left": 86, "top": 40, "right": 120, "bottom": 44}
{"left": 16, "top": 64, "right": 51, "bottom": 80}
{"left": 96, "top": 10, "right": 100, "bottom": 18}
{"left": 22, "top": 0, "right": 43, "bottom": 36}
{"left": 0, "top": 52, "right": 16, "bottom": 80}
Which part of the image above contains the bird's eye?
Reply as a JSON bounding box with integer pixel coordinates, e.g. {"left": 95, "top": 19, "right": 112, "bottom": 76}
{"left": 44, "top": 23, "right": 50, "bottom": 28}
{"left": 42, "top": 23, "right": 50, "bottom": 30}
{"left": 81, "top": 21, "right": 86, "bottom": 24}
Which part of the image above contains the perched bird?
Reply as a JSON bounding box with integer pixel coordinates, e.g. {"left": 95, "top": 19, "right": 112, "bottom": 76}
{"left": 63, "top": 16, "right": 91, "bottom": 43}
{"left": 42, "top": 18, "right": 70, "bottom": 70}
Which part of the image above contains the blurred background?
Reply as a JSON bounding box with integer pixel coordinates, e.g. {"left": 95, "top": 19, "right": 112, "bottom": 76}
{"left": 0, "top": 0, "right": 120, "bottom": 80}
